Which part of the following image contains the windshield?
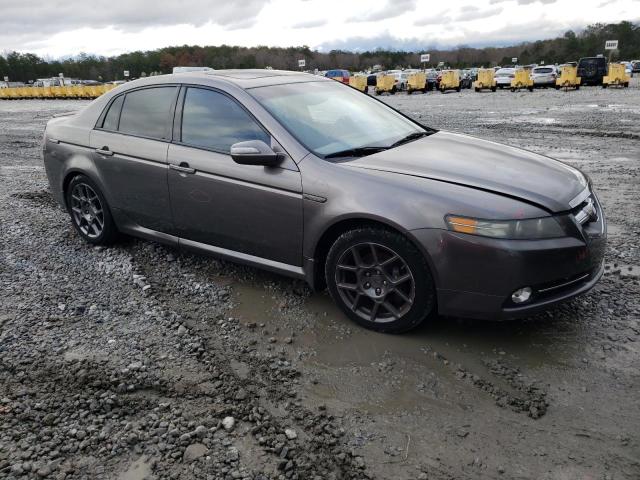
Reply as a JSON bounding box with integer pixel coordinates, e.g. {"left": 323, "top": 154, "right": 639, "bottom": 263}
{"left": 251, "top": 81, "right": 426, "bottom": 158}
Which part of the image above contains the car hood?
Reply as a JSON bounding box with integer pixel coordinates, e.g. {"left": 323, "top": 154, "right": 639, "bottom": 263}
{"left": 343, "top": 131, "right": 587, "bottom": 212}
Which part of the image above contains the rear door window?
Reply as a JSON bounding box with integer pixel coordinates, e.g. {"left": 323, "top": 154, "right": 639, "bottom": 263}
{"left": 101, "top": 95, "right": 124, "bottom": 131}
{"left": 180, "top": 87, "right": 270, "bottom": 153}
{"left": 118, "top": 86, "right": 177, "bottom": 140}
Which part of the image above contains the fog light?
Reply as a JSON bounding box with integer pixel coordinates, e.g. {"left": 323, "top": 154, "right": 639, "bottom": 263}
{"left": 511, "top": 287, "right": 533, "bottom": 304}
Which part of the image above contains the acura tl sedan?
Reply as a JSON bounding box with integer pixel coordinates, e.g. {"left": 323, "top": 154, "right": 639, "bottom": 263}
{"left": 43, "top": 70, "right": 606, "bottom": 333}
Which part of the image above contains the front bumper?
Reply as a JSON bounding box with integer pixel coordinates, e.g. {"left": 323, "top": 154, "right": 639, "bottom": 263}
{"left": 410, "top": 194, "right": 606, "bottom": 320}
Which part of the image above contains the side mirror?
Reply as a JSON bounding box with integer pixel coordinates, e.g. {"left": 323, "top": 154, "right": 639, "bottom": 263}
{"left": 230, "top": 140, "right": 283, "bottom": 167}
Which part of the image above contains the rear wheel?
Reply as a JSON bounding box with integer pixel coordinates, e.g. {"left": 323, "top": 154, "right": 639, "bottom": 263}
{"left": 325, "top": 228, "right": 436, "bottom": 333}
{"left": 65, "top": 175, "right": 118, "bottom": 245}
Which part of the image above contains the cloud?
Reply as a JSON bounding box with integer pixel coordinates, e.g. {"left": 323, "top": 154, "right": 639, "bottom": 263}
{"left": 0, "top": 0, "right": 272, "bottom": 36}
{"left": 455, "top": 5, "right": 503, "bottom": 22}
{"left": 291, "top": 19, "right": 328, "bottom": 29}
{"left": 490, "top": 0, "right": 557, "bottom": 3}
{"left": 414, "top": 9, "right": 451, "bottom": 26}
{"left": 349, "top": 0, "right": 417, "bottom": 22}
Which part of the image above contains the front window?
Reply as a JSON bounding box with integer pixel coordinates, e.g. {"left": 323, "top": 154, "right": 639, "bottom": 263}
{"left": 180, "top": 87, "right": 269, "bottom": 153}
{"left": 250, "top": 81, "right": 426, "bottom": 158}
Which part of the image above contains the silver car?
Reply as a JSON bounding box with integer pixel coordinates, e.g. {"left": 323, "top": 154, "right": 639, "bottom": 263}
{"left": 43, "top": 70, "right": 606, "bottom": 333}
{"left": 531, "top": 66, "right": 558, "bottom": 88}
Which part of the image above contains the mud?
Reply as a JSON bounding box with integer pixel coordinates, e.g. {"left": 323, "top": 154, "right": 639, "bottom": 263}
{"left": 1, "top": 80, "right": 639, "bottom": 479}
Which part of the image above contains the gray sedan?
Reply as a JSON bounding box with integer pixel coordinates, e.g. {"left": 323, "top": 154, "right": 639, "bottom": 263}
{"left": 43, "top": 70, "right": 606, "bottom": 333}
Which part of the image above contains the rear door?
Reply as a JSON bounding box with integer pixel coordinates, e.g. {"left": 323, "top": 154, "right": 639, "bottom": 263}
{"left": 167, "top": 86, "right": 303, "bottom": 266}
{"left": 91, "top": 86, "right": 178, "bottom": 233}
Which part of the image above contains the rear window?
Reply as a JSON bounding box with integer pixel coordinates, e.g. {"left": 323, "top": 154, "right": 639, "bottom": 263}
{"left": 534, "top": 67, "right": 553, "bottom": 73}
{"left": 579, "top": 58, "right": 605, "bottom": 67}
{"left": 118, "top": 86, "right": 177, "bottom": 140}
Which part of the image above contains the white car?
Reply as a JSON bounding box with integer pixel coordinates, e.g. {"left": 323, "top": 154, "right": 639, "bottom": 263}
{"left": 619, "top": 61, "right": 633, "bottom": 78}
{"left": 531, "top": 66, "right": 558, "bottom": 88}
{"left": 495, "top": 68, "right": 515, "bottom": 88}
{"left": 386, "top": 70, "right": 409, "bottom": 90}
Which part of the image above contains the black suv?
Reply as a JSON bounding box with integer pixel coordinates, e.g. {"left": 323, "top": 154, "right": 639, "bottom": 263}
{"left": 577, "top": 57, "right": 608, "bottom": 86}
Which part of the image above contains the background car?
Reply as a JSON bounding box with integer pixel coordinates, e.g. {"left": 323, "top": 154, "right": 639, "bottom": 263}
{"left": 495, "top": 67, "right": 516, "bottom": 88}
{"left": 385, "top": 70, "right": 409, "bottom": 91}
{"left": 577, "top": 56, "right": 608, "bottom": 85}
{"left": 425, "top": 68, "right": 438, "bottom": 90}
{"left": 619, "top": 61, "right": 634, "bottom": 78}
{"left": 531, "top": 65, "right": 558, "bottom": 88}
{"left": 325, "top": 69, "right": 350, "bottom": 84}
{"left": 632, "top": 60, "right": 640, "bottom": 73}
{"left": 459, "top": 70, "right": 473, "bottom": 89}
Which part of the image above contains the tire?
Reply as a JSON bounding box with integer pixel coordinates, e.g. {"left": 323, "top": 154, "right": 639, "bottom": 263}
{"left": 456, "top": 86, "right": 461, "bottom": 92}
{"left": 474, "top": 87, "right": 480, "bottom": 92}
{"left": 407, "top": 89, "right": 412, "bottom": 95}
{"left": 575, "top": 85, "right": 580, "bottom": 90}
{"left": 624, "top": 82, "right": 629, "bottom": 88}
{"left": 65, "top": 174, "right": 118, "bottom": 246}
{"left": 325, "top": 227, "right": 436, "bottom": 333}
{"left": 491, "top": 86, "right": 497, "bottom": 92}
{"left": 602, "top": 84, "right": 608, "bottom": 89}
{"left": 440, "top": 88, "right": 445, "bottom": 94}
{"left": 528, "top": 86, "right": 534, "bottom": 92}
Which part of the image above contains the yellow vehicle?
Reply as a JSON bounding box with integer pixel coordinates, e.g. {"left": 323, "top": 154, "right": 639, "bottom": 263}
{"left": 602, "top": 63, "right": 630, "bottom": 88}
{"left": 555, "top": 65, "right": 581, "bottom": 90}
{"left": 510, "top": 68, "right": 534, "bottom": 92}
{"left": 473, "top": 69, "right": 497, "bottom": 92}
{"left": 439, "top": 70, "right": 460, "bottom": 93}
{"left": 407, "top": 72, "right": 427, "bottom": 94}
{"left": 375, "top": 74, "right": 397, "bottom": 95}
{"left": 348, "top": 75, "right": 368, "bottom": 93}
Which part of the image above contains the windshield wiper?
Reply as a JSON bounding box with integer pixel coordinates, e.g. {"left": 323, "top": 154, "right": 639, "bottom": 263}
{"left": 324, "top": 146, "right": 389, "bottom": 159}
{"left": 389, "top": 131, "right": 431, "bottom": 148}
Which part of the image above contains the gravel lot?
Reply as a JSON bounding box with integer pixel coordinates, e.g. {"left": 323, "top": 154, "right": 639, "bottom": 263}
{"left": 1, "top": 80, "right": 639, "bottom": 480}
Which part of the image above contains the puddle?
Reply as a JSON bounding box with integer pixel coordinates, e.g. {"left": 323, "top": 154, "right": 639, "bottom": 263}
{"left": 120, "top": 456, "right": 154, "bottom": 480}
{"left": 230, "top": 280, "right": 580, "bottom": 372}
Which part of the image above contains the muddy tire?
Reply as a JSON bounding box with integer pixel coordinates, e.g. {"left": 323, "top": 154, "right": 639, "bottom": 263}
{"left": 491, "top": 86, "right": 497, "bottom": 92}
{"left": 325, "top": 227, "right": 436, "bottom": 334}
{"left": 65, "top": 174, "right": 118, "bottom": 246}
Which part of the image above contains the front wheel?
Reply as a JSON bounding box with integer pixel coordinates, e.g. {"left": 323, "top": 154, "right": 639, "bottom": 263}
{"left": 65, "top": 174, "right": 119, "bottom": 245}
{"left": 325, "top": 228, "right": 436, "bottom": 333}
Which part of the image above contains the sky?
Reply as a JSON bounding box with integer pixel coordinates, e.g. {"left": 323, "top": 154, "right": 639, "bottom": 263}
{"left": 0, "top": 0, "right": 638, "bottom": 58}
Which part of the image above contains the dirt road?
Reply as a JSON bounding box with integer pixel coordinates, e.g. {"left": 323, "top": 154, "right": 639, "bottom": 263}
{"left": 1, "top": 82, "right": 639, "bottom": 479}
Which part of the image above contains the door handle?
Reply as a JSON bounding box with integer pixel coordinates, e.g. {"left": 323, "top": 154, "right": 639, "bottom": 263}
{"left": 95, "top": 146, "right": 114, "bottom": 156}
{"left": 169, "top": 163, "right": 195, "bottom": 174}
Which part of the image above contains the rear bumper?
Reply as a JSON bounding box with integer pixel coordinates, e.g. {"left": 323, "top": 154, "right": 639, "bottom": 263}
{"left": 410, "top": 210, "right": 606, "bottom": 320}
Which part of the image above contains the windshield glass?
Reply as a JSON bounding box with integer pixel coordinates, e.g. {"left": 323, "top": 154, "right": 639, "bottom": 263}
{"left": 251, "top": 81, "right": 425, "bottom": 158}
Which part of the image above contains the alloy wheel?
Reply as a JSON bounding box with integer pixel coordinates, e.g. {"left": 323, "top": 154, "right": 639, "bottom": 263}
{"left": 334, "top": 242, "right": 415, "bottom": 323}
{"left": 70, "top": 183, "right": 104, "bottom": 238}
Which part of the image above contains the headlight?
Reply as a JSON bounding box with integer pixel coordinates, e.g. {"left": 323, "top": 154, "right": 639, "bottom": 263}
{"left": 445, "top": 215, "right": 566, "bottom": 239}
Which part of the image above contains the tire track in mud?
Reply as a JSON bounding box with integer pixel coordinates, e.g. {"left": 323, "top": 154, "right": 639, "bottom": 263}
{"left": 128, "top": 242, "right": 372, "bottom": 479}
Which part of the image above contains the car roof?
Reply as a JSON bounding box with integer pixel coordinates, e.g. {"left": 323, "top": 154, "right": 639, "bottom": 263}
{"left": 120, "top": 69, "right": 331, "bottom": 91}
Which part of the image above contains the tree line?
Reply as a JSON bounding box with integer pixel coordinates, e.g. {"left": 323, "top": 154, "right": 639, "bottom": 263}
{"left": 1, "top": 21, "right": 638, "bottom": 83}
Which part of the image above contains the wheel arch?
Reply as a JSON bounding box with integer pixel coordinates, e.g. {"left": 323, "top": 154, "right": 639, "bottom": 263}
{"left": 309, "top": 216, "right": 438, "bottom": 291}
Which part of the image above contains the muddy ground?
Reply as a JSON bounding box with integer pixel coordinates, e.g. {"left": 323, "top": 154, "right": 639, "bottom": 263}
{"left": 1, "top": 80, "right": 639, "bottom": 480}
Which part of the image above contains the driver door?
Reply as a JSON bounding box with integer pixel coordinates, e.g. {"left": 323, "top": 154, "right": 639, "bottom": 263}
{"left": 167, "top": 86, "right": 303, "bottom": 266}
